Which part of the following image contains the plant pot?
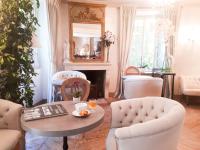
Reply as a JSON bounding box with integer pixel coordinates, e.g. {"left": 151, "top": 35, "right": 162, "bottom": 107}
{"left": 73, "top": 97, "right": 81, "bottom": 103}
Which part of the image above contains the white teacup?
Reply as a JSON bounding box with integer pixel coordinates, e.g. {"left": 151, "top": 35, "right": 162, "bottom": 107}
{"left": 75, "top": 102, "right": 87, "bottom": 112}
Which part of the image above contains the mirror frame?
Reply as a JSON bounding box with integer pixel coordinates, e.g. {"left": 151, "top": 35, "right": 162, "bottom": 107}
{"left": 68, "top": 2, "right": 105, "bottom": 62}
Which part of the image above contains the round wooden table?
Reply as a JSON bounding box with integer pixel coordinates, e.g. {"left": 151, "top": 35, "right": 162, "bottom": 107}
{"left": 21, "top": 101, "right": 105, "bottom": 150}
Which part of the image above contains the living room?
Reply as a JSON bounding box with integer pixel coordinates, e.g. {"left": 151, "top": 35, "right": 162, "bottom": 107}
{"left": 0, "top": 0, "right": 200, "bottom": 150}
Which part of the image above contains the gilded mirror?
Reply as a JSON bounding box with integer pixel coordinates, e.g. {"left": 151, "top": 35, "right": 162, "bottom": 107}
{"left": 69, "top": 2, "right": 105, "bottom": 62}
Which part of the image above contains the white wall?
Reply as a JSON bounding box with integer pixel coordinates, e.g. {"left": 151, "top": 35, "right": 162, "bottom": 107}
{"left": 173, "top": 5, "right": 200, "bottom": 94}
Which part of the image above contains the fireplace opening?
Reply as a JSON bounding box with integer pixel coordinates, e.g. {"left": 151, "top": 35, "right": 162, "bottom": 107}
{"left": 78, "top": 70, "right": 106, "bottom": 99}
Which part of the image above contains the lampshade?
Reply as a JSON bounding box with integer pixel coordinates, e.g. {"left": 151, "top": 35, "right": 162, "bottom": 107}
{"left": 31, "top": 33, "right": 41, "bottom": 48}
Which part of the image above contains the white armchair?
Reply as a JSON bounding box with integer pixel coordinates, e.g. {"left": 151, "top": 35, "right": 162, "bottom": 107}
{"left": 123, "top": 76, "right": 163, "bottom": 99}
{"left": 180, "top": 76, "right": 200, "bottom": 104}
{"left": 0, "top": 99, "right": 23, "bottom": 150}
{"left": 52, "top": 71, "right": 87, "bottom": 101}
{"left": 106, "top": 97, "right": 185, "bottom": 150}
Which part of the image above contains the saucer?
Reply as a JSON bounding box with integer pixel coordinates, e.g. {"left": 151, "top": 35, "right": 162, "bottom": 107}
{"left": 72, "top": 110, "right": 91, "bottom": 118}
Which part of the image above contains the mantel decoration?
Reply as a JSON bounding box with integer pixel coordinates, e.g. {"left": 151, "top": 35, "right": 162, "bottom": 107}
{"left": 101, "top": 31, "right": 115, "bottom": 62}
{"left": 72, "top": 81, "right": 82, "bottom": 103}
{"left": 0, "top": 0, "right": 39, "bottom": 107}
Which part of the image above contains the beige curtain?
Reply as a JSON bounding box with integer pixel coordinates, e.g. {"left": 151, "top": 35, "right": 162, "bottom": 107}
{"left": 114, "top": 6, "right": 136, "bottom": 98}
{"left": 46, "top": 0, "right": 62, "bottom": 73}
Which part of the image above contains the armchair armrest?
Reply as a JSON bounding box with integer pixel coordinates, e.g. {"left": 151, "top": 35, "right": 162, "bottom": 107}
{"left": 0, "top": 99, "right": 23, "bottom": 130}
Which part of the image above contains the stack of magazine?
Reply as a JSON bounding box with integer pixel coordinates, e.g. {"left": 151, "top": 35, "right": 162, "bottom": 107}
{"left": 23, "top": 104, "right": 68, "bottom": 121}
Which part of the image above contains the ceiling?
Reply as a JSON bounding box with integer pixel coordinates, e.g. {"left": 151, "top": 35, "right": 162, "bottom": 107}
{"left": 67, "top": 0, "right": 200, "bottom": 5}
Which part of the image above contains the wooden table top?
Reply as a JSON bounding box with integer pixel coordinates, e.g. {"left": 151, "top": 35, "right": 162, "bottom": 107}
{"left": 21, "top": 101, "right": 105, "bottom": 137}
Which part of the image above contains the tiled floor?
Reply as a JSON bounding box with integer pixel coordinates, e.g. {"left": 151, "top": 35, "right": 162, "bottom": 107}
{"left": 26, "top": 98, "right": 200, "bottom": 150}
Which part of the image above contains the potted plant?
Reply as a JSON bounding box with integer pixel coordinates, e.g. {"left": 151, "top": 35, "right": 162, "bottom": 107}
{"left": 101, "top": 31, "right": 115, "bottom": 62}
{"left": 72, "top": 81, "right": 82, "bottom": 103}
{"left": 0, "top": 0, "right": 39, "bottom": 107}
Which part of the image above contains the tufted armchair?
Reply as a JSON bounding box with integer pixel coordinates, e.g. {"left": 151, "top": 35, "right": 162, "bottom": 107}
{"left": 106, "top": 97, "right": 185, "bottom": 150}
{"left": 52, "top": 71, "right": 87, "bottom": 101}
{"left": 0, "top": 99, "right": 23, "bottom": 150}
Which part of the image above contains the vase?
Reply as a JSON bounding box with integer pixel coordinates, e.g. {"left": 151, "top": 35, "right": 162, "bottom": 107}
{"left": 106, "top": 47, "right": 110, "bottom": 62}
{"left": 73, "top": 97, "right": 80, "bottom": 103}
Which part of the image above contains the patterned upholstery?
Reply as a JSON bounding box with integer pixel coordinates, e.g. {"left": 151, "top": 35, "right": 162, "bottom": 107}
{"left": 0, "top": 99, "right": 23, "bottom": 150}
{"left": 106, "top": 97, "right": 185, "bottom": 150}
{"left": 52, "top": 71, "right": 87, "bottom": 86}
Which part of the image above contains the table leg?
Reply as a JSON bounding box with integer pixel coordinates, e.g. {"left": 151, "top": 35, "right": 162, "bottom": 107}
{"left": 63, "top": 136, "right": 68, "bottom": 150}
{"left": 161, "top": 75, "right": 166, "bottom": 97}
{"left": 171, "top": 75, "right": 175, "bottom": 99}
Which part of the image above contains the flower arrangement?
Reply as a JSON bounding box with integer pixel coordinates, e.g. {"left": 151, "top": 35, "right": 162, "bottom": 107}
{"left": 101, "top": 31, "right": 115, "bottom": 48}
{"left": 101, "top": 31, "right": 115, "bottom": 62}
{"left": 72, "top": 81, "right": 82, "bottom": 98}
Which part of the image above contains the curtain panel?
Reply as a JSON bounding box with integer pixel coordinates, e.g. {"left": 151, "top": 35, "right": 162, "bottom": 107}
{"left": 163, "top": 5, "right": 180, "bottom": 69}
{"left": 46, "top": 0, "right": 62, "bottom": 73}
{"left": 114, "top": 6, "right": 136, "bottom": 98}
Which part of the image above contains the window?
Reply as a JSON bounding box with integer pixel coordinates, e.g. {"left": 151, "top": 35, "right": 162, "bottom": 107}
{"left": 128, "top": 9, "right": 165, "bottom": 69}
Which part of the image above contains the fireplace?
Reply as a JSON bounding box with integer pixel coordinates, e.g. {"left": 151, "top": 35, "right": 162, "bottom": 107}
{"left": 78, "top": 70, "right": 106, "bottom": 99}
{"left": 64, "top": 62, "right": 111, "bottom": 99}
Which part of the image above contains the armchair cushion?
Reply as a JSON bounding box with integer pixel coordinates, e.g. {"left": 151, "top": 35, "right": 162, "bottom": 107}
{"left": 0, "top": 129, "right": 21, "bottom": 150}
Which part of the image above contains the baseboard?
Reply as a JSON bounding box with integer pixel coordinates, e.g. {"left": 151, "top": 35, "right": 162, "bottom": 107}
{"left": 174, "top": 94, "right": 200, "bottom": 105}
{"left": 33, "top": 99, "right": 47, "bottom": 106}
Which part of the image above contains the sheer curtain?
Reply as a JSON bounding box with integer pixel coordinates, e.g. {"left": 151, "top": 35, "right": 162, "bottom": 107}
{"left": 45, "top": 0, "right": 63, "bottom": 102}
{"left": 46, "top": 0, "right": 62, "bottom": 73}
{"left": 155, "top": 5, "right": 179, "bottom": 69}
{"left": 128, "top": 13, "right": 165, "bottom": 69}
{"left": 163, "top": 5, "right": 179, "bottom": 69}
{"left": 114, "top": 6, "right": 136, "bottom": 97}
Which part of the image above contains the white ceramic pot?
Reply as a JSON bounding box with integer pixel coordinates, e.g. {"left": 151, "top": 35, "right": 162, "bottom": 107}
{"left": 73, "top": 97, "right": 80, "bottom": 103}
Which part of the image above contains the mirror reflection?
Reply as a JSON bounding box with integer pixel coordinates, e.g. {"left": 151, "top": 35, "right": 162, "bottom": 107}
{"left": 72, "top": 23, "right": 102, "bottom": 59}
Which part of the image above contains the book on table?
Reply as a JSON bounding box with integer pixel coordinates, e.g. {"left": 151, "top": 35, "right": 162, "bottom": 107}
{"left": 23, "top": 104, "right": 68, "bottom": 121}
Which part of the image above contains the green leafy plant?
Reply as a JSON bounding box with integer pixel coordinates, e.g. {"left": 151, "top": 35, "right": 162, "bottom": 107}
{"left": 0, "top": 0, "right": 39, "bottom": 107}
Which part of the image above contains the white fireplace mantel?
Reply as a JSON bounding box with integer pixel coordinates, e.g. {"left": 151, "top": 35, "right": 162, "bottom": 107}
{"left": 64, "top": 62, "right": 111, "bottom": 99}
{"left": 64, "top": 62, "right": 111, "bottom": 70}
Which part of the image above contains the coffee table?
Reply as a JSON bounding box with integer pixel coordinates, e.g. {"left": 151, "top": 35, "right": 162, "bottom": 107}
{"left": 21, "top": 101, "right": 105, "bottom": 150}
